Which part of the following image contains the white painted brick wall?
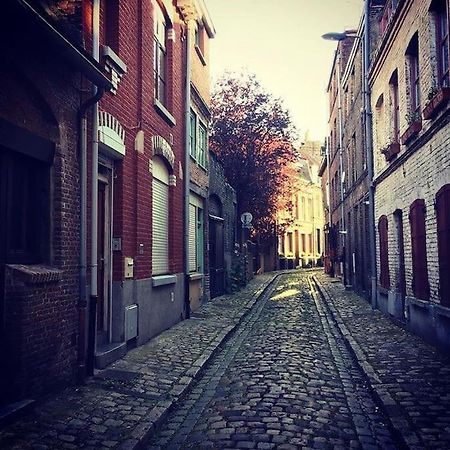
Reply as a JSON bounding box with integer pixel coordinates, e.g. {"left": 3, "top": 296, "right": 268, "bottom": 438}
{"left": 372, "top": 0, "right": 450, "bottom": 304}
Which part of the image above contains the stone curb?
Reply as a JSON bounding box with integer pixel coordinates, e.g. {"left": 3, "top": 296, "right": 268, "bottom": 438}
{"left": 311, "top": 275, "right": 422, "bottom": 450}
{"left": 122, "top": 271, "right": 287, "bottom": 450}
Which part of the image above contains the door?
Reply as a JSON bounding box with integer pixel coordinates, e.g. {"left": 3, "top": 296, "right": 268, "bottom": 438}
{"left": 209, "top": 217, "right": 224, "bottom": 298}
{"left": 394, "top": 210, "right": 406, "bottom": 316}
{"left": 97, "top": 172, "right": 112, "bottom": 344}
{"left": 437, "top": 185, "right": 450, "bottom": 306}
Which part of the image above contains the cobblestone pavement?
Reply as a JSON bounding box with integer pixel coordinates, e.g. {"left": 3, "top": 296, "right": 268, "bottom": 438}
{"left": 314, "top": 273, "right": 450, "bottom": 450}
{"left": 148, "top": 272, "right": 398, "bottom": 449}
{"left": 0, "top": 273, "right": 277, "bottom": 450}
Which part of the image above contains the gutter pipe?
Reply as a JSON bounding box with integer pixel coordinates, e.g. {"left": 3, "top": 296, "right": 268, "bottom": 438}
{"left": 363, "top": 0, "right": 378, "bottom": 307}
{"left": 87, "top": 0, "right": 101, "bottom": 375}
{"left": 77, "top": 86, "right": 104, "bottom": 381}
{"left": 184, "top": 20, "right": 194, "bottom": 319}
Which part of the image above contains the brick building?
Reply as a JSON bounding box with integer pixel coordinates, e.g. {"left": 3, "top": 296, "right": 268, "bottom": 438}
{"left": 323, "top": 33, "right": 358, "bottom": 283}
{"left": 278, "top": 141, "right": 325, "bottom": 269}
{"left": 0, "top": 0, "right": 111, "bottom": 405}
{"left": 186, "top": 1, "right": 215, "bottom": 311}
{"left": 81, "top": 0, "right": 216, "bottom": 368}
{"left": 370, "top": 0, "right": 450, "bottom": 350}
{"left": 208, "top": 151, "right": 238, "bottom": 297}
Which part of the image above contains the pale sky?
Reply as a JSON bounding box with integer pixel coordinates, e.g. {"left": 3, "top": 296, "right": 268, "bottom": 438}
{"left": 206, "top": 0, "right": 363, "bottom": 142}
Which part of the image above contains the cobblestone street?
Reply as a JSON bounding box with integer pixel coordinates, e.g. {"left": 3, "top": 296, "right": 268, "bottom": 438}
{"left": 148, "top": 272, "right": 397, "bottom": 449}
{"left": 3, "top": 270, "right": 450, "bottom": 449}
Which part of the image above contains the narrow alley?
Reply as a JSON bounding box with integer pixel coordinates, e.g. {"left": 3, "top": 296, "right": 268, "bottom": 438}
{"left": 4, "top": 270, "right": 450, "bottom": 449}
{"left": 147, "top": 272, "right": 398, "bottom": 449}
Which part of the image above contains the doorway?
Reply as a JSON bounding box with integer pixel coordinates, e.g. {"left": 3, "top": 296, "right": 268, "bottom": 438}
{"left": 97, "top": 167, "right": 113, "bottom": 345}
{"left": 209, "top": 217, "right": 225, "bottom": 298}
{"left": 394, "top": 209, "right": 406, "bottom": 318}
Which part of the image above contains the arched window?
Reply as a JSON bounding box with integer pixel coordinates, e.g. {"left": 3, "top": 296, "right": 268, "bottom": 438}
{"left": 409, "top": 199, "right": 429, "bottom": 300}
{"left": 152, "top": 157, "right": 169, "bottom": 275}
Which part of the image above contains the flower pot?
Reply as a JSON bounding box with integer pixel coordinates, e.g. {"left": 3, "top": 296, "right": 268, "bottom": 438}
{"left": 401, "top": 120, "right": 422, "bottom": 145}
{"left": 381, "top": 142, "right": 400, "bottom": 162}
{"left": 423, "top": 87, "right": 450, "bottom": 120}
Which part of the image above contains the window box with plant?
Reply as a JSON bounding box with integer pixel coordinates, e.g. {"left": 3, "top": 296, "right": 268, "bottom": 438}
{"left": 423, "top": 86, "right": 450, "bottom": 119}
{"left": 401, "top": 111, "right": 422, "bottom": 144}
{"left": 381, "top": 141, "right": 400, "bottom": 162}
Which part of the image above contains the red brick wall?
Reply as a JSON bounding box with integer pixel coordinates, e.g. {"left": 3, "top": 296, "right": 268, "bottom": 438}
{"left": 0, "top": 23, "right": 81, "bottom": 401}
{"left": 91, "top": 0, "right": 185, "bottom": 281}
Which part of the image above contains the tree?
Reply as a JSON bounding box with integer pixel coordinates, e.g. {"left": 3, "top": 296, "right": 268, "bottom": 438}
{"left": 210, "top": 72, "right": 298, "bottom": 238}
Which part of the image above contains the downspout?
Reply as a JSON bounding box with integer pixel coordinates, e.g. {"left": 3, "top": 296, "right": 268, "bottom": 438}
{"left": 363, "top": 0, "right": 377, "bottom": 307}
{"left": 184, "top": 19, "right": 194, "bottom": 319}
{"left": 77, "top": 86, "right": 104, "bottom": 382}
{"left": 336, "top": 49, "right": 347, "bottom": 286}
{"left": 87, "top": 0, "right": 101, "bottom": 375}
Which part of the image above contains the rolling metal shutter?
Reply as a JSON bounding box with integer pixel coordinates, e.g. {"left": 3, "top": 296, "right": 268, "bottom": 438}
{"left": 152, "top": 177, "right": 169, "bottom": 275}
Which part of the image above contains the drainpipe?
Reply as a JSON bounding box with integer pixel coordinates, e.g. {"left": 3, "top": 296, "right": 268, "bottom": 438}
{"left": 336, "top": 49, "right": 347, "bottom": 286}
{"left": 183, "top": 19, "right": 194, "bottom": 319}
{"left": 77, "top": 87, "right": 104, "bottom": 381}
{"left": 87, "top": 0, "right": 101, "bottom": 375}
{"left": 363, "top": 0, "right": 377, "bottom": 307}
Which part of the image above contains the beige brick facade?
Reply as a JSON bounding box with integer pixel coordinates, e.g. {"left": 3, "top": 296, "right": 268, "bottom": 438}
{"left": 370, "top": 0, "right": 450, "bottom": 348}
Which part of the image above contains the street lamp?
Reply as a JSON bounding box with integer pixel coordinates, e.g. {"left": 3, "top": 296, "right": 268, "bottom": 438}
{"left": 322, "top": 30, "right": 353, "bottom": 285}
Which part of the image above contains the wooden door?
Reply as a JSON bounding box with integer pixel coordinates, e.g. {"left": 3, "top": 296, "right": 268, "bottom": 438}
{"left": 97, "top": 181, "right": 107, "bottom": 334}
{"left": 437, "top": 185, "right": 450, "bottom": 306}
{"left": 209, "top": 218, "right": 224, "bottom": 298}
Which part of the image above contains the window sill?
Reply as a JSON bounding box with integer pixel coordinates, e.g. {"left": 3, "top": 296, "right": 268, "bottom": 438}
{"left": 195, "top": 45, "right": 207, "bottom": 66}
{"left": 407, "top": 296, "right": 429, "bottom": 310}
{"left": 6, "top": 264, "right": 62, "bottom": 285}
{"left": 152, "top": 274, "right": 177, "bottom": 287}
{"left": 189, "top": 272, "right": 203, "bottom": 281}
{"left": 153, "top": 99, "right": 176, "bottom": 127}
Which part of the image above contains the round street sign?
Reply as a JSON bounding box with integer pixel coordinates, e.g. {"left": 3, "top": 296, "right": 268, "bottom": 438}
{"left": 241, "top": 212, "right": 253, "bottom": 226}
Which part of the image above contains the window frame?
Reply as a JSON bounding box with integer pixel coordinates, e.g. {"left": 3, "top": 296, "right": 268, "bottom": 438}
{"left": 407, "top": 35, "right": 421, "bottom": 115}
{"left": 153, "top": 3, "right": 167, "bottom": 105}
{"left": 435, "top": 0, "right": 450, "bottom": 88}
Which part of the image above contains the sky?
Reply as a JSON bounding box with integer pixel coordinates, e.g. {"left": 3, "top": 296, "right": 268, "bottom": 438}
{"left": 206, "top": 0, "right": 363, "bottom": 142}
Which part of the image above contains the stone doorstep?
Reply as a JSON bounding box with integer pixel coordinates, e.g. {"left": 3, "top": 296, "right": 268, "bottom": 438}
{"left": 124, "top": 271, "right": 286, "bottom": 450}
{"left": 311, "top": 275, "right": 422, "bottom": 450}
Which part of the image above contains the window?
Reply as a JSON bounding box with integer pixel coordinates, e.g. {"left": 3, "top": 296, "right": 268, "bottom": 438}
{"left": 152, "top": 157, "right": 170, "bottom": 275}
{"left": 190, "top": 111, "right": 208, "bottom": 168}
{"left": 409, "top": 199, "right": 430, "bottom": 300}
{"left": 434, "top": 0, "right": 449, "bottom": 88}
{"left": 287, "top": 232, "right": 293, "bottom": 254}
{"left": 104, "top": 0, "right": 119, "bottom": 52}
{"left": 154, "top": 4, "right": 167, "bottom": 104}
{"left": 407, "top": 34, "right": 420, "bottom": 115}
{"left": 436, "top": 185, "right": 450, "bottom": 306}
{"left": 189, "top": 197, "right": 204, "bottom": 273}
{"left": 197, "top": 122, "right": 207, "bottom": 167}
{"left": 389, "top": 70, "right": 400, "bottom": 143}
{"left": 1, "top": 148, "right": 50, "bottom": 264}
{"left": 308, "top": 198, "right": 313, "bottom": 220}
{"left": 301, "top": 234, "right": 306, "bottom": 253}
{"left": 378, "top": 215, "right": 390, "bottom": 289}
{"left": 189, "top": 112, "right": 197, "bottom": 158}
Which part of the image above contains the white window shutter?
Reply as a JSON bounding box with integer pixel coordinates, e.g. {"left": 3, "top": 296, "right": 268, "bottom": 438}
{"left": 152, "top": 178, "right": 169, "bottom": 275}
{"left": 189, "top": 204, "right": 197, "bottom": 272}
